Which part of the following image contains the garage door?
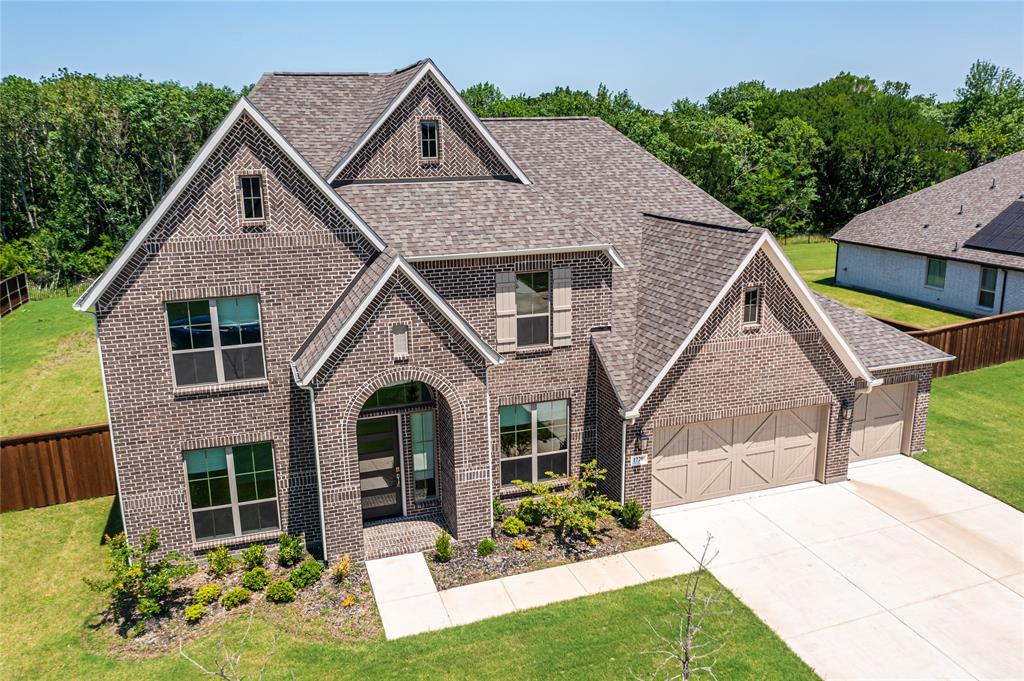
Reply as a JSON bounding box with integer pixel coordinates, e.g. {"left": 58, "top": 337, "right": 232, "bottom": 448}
{"left": 850, "top": 383, "right": 911, "bottom": 461}
{"left": 652, "top": 406, "right": 824, "bottom": 509}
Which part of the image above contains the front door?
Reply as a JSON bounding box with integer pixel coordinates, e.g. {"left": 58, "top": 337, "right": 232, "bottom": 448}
{"left": 357, "top": 417, "right": 402, "bottom": 521}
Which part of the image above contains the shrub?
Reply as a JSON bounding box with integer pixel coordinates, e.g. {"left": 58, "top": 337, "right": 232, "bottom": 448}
{"left": 288, "top": 558, "right": 324, "bottom": 589}
{"left": 500, "top": 516, "right": 526, "bottom": 537}
{"left": 241, "top": 567, "right": 271, "bottom": 591}
{"left": 85, "top": 529, "right": 196, "bottom": 623}
{"left": 515, "top": 497, "right": 547, "bottom": 526}
{"left": 220, "top": 587, "right": 251, "bottom": 610}
{"left": 514, "top": 460, "right": 622, "bottom": 540}
{"left": 341, "top": 594, "right": 356, "bottom": 608}
{"left": 278, "top": 534, "right": 304, "bottom": 567}
{"left": 434, "top": 530, "right": 453, "bottom": 563}
{"left": 266, "top": 579, "right": 296, "bottom": 604}
{"left": 619, "top": 499, "right": 644, "bottom": 530}
{"left": 194, "top": 583, "right": 223, "bottom": 607}
{"left": 331, "top": 554, "right": 352, "bottom": 584}
{"left": 184, "top": 603, "right": 205, "bottom": 625}
{"left": 512, "top": 538, "right": 533, "bottom": 552}
{"left": 492, "top": 496, "right": 507, "bottom": 520}
{"left": 240, "top": 543, "right": 267, "bottom": 570}
{"left": 476, "top": 539, "right": 496, "bottom": 557}
{"left": 206, "top": 546, "right": 237, "bottom": 577}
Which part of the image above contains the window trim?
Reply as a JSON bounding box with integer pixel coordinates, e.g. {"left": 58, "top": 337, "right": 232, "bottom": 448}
{"left": 165, "top": 295, "right": 267, "bottom": 389}
{"left": 742, "top": 286, "right": 762, "bottom": 326}
{"left": 925, "top": 257, "right": 947, "bottom": 290}
{"left": 515, "top": 270, "right": 551, "bottom": 348}
{"left": 239, "top": 174, "right": 266, "bottom": 221}
{"left": 182, "top": 442, "right": 280, "bottom": 544}
{"left": 499, "top": 399, "right": 570, "bottom": 486}
{"left": 977, "top": 266, "right": 998, "bottom": 310}
{"left": 419, "top": 119, "right": 439, "bottom": 160}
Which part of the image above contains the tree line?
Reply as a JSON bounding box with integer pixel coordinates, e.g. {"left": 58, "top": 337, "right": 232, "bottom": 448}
{"left": 2, "top": 61, "right": 1021, "bottom": 289}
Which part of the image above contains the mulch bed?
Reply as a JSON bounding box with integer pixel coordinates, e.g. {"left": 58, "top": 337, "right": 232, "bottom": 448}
{"left": 86, "top": 557, "right": 381, "bottom": 660}
{"left": 427, "top": 517, "right": 672, "bottom": 591}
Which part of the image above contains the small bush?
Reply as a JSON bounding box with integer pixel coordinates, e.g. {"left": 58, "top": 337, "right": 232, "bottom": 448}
{"left": 501, "top": 516, "right": 526, "bottom": 537}
{"left": 492, "top": 496, "right": 506, "bottom": 520}
{"left": 340, "top": 594, "right": 356, "bottom": 608}
{"left": 514, "top": 460, "right": 621, "bottom": 540}
{"left": 476, "top": 538, "right": 496, "bottom": 557}
{"left": 512, "top": 538, "right": 533, "bottom": 552}
{"left": 288, "top": 558, "right": 324, "bottom": 589}
{"left": 240, "top": 544, "right": 267, "bottom": 570}
{"left": 194, "top": 583, "right": 223, "bottom": 607}
{"left": 184, "top": 603, "right": 205, "bottom": 625}
{"left": 434, "top": 530, "right": 453, "bottom": 563}
{"left": 220, "top": 587, "right": 251, "bottom": 610}
{"left": 241, "top": 567, "right": 271, "bottom": 591}
{"left": 516, "top": 497, "right": 547, "bottom": 526}
{"left": 619, "top": 499, "right": 644, "bottom": 530}
{"left": 278, "top": 534, "right": 304, "bottom": 567}
{"left": 331, "top": 554, "right": 352, "bottom": 584}
{"left": 206, "top": 546, "right": 237, "bottom": 577}
{"left": 265, "top": 579, "right": 296, "bottom": 604}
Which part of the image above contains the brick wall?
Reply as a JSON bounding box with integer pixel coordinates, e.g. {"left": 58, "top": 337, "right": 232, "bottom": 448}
{"left": 95, "top": 113, "right": 374, "bottom": 557}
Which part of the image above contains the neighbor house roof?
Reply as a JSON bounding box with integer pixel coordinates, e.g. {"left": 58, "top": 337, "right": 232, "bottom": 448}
{"left": 832, "top": 151, "right": 1024, "bottom": 271}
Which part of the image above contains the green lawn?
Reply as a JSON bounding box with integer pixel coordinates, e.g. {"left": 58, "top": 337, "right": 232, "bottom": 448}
{"left": 920, "top": 360, "right": 1024, "bottom": 511}
{"left": 781, "top": 240, "right": 968, "bottom": 328}
{"left": 0, "top": 297, "right": 105, "bottom": 436}
{"left": 0, "top": 497, "right": 817, "bottom": 681}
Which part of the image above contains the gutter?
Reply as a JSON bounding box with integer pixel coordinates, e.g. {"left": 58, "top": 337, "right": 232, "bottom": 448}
{"left": 300, "top": 383, "right": 330, "bottom": 563}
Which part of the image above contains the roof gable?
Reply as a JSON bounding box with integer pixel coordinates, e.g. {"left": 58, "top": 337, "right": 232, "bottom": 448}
{"left": 327, "top": 60, "right": 529, "bottom": 184}
{"left": 74, "top": 98, "right": 386, "bottom": 312}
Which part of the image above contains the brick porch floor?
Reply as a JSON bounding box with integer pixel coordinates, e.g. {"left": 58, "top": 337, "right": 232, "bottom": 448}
{"left": 363, "top": 513, "right": 449, "bottom": 560}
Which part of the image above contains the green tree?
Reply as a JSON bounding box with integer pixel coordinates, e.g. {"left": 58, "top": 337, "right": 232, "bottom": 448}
{"left": 946, "top": 60, "right": 1024, "bottom": 166}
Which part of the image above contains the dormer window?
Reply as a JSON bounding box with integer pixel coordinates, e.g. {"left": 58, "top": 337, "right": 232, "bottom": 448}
{"left": 420, "top": 120, "right": 439, "bottom": 159}
{"left": 240, "top": 176, "right": 264, "bottom": 220}
{"left": 743, "top": 286, "right": 761, "bottom": 326}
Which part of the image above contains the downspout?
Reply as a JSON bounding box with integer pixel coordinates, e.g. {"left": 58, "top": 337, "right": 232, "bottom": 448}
{"left": 485, "top": 370, "right": 494, "bottom": 530}
{"left": 299, "top": 381, "right": 330, "bottom": 564}
{"left": 998, "top": 268, "right": 1009, "bottom": 314}
{"left": 620, "top": 418, "right": 629, "bottom": 503}
{"left": 85, "top": 309, "right": 130, "bottom": 542}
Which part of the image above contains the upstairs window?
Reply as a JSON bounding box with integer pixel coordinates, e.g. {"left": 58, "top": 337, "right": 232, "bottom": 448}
{"left": 978, "top": 267, "right": 998, "bottom": 309}
{"left": 166, "top": 295, "right": 266, "bottom": 387}
{"left": 743, "top": 287, "right": 762, "bottom": 325}
{"left": 184, "top": 442, "right": 279, "bottom": 542}
{"left": 925, "top": 257, "right": 946, "bottom": 289}
{"left": 240, "top": 176, "right": 264, "bottom": 220}
{"left": 420, "top": 120, "right": 439, "bottom": 159}
{"left": 515, "top": 271, "right": 550, "bottom": 346}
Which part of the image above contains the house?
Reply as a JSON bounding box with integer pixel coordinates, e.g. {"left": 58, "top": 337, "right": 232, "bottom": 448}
{"left": 73, "top": 59, "right": 951, "bottom": 562}
{"left": 832, "top": 151, "right": 1024, "bottom": 318}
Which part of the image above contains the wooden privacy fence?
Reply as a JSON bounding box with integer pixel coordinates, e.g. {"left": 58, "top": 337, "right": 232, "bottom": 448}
{"left": 907, "top": 310, "right": 1024, "bottom": 378}
{"left": 0, "top": 272, "right": 29, "bottom": 316}
{"left": 1, "top": 423, "right": 116, "bottom": 512}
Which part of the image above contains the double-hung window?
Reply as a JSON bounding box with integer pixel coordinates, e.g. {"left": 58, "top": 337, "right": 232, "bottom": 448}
{"left": 240, "top": 176, "right": 264, "bottom": 220}
{"left": 978, "top": 267, "right": 997, "bottom": 309}
{"left": 166, "top": 295, "right": 266, "bottom": 387}
{"left": 743, "top": 287, "right": 761, "bottom": 325}
{"left": 499, "top": 399, "right": 569, "bottom": 485}
{"left": 515, "top": 272, "right": 550, "bottom": 346}
{"left": 410, "top": 411, "right": 436, "bottom": 500}
{"left": 925, "top": 257, "right": 946, "bottom": 289}
{"left": 420, "top": 120, "right": 439, "bottom": 159}
{"left": 184, "top": 442, "right": 279, "bottom": 542}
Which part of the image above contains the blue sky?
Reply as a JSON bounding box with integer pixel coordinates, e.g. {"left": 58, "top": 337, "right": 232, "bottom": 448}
{"left": 2, "top": 1, "right": 1022, "bottom": 110}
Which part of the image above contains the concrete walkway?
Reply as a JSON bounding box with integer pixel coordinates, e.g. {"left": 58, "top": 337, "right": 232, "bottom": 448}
{"left": 654, "top": 455, "right": 1024, "bottom": 681}
{"left": 366, "top": 541, "right": 697, "bottom": 639}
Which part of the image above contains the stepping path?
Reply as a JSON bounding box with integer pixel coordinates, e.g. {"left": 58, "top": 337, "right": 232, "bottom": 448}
{"left": 366, "top": 542, "right": 698, "bottom": 639}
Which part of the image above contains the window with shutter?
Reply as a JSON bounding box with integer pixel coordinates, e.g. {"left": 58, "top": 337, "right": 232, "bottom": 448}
{"left": 551, "top": 267, "right": 572, "bottom": 347}
{"left": 495, "top": 271, "right": 517, "bottom": 352}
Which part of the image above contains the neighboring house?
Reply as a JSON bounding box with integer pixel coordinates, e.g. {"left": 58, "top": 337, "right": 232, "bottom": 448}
{"left": 74, "top": 59, "right": 951, "bottom": 561}
{"left": 833, "top": 151, "right": 1024, "bottom": 318}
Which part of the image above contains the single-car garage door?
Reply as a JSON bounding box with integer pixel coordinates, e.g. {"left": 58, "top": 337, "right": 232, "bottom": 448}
{"left": 652, "top": 406, "right": 825, "bottom": 509}
{"left": 850, "top": 382, "right": 912, "bottom": 461}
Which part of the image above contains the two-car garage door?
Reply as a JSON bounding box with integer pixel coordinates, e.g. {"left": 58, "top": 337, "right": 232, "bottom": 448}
{"left": 652, "top": 406, "right": 824, "bottom": 509}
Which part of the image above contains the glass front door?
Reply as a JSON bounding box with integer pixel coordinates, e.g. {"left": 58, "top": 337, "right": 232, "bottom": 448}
{"left": 357, "top": 417, "right": 402, "bottom": 521}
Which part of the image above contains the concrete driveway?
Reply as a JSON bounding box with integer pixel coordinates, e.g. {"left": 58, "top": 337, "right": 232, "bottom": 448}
{"left": 654, "top": 455, "right": 1024, "bottom": 681}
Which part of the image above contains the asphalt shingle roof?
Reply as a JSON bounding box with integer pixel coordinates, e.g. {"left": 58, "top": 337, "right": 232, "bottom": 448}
{"left": 832, "top": 151, "right": 1024, "bottom": 271}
